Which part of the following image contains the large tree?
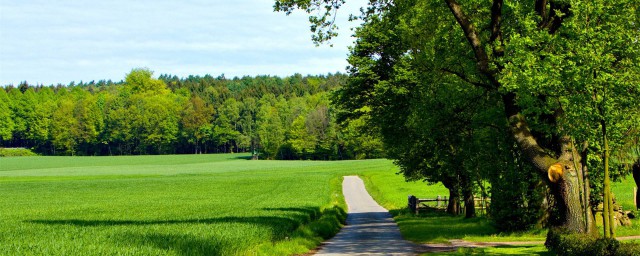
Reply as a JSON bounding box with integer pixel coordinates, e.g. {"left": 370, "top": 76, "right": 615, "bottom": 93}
{"left": 276, "top": 0, "right": 640, "bottom": 234}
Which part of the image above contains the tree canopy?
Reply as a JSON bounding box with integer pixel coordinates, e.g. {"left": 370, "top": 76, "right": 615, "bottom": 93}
{"left": 1, "top": 70, "right": 384, "bottom": 160}
{"left": 276, "top": 0, "right": 640, "bottom": 234}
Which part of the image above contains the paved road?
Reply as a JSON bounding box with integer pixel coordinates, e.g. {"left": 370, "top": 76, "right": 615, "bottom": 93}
{"left": 314, "top": 176, "right": 418, "bottom": 256}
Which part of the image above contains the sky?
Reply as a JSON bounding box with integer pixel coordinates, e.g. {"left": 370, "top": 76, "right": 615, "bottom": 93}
{"left": 0, "top": 0, "right": 366, "bottom": 86}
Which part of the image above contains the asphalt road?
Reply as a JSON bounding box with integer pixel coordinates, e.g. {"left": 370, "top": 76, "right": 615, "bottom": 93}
{"left": 314, "top": 176, "right": 418, "bottom": 256}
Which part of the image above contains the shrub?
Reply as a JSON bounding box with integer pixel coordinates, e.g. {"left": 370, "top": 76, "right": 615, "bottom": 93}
{"left": 545, "top": 228, "right": 638, "bottom": 256}
{"left": 617, "top": 242, "right": 640, "bottom": 256}
{"left": 0, "top": 148, "right": 38, "bottom": 157}
{"left": 489, "top": 162, "right": 547, "bottom": 232}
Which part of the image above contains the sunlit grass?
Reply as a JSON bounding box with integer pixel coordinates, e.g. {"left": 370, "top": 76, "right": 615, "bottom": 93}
{"left": 2, "top": 154, "right": 638, "bottom": 255}
{"left": 0, "top": 154, "right": 395, "bottom": 255}
{"left": 428, "top": 245, "right": 551, "bottom": 256}
{"left": 359, "top": 168, "right": 640, "bottom": 247}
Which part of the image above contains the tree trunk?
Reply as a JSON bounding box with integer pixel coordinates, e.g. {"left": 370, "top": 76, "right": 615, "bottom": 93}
{"left": 462, "top": 175, "right": 476, "bottom": 218}
{"left": 443, "top": 179, "right": 460, "bottom": 215}
{"left": 503, "top": 94, "right": 591, "bottom": 233}
{"left": 633, "top": 161, "right": 640, "bottom": 209}
{"left": 448, "top": 189, "right": 460, "bottom": 215}
{"left": 548, "top": 165, "right": 587, "bottom": 233}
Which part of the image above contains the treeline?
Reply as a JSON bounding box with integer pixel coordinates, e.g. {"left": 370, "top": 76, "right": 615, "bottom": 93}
{"left": 0, "top": 68, "right": 384, "bottom": 159}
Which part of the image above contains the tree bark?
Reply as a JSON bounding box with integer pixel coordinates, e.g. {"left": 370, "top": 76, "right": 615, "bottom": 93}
{"left": 580, "top": 142, "right": 596, "bottom": 234}
{"left": 504, "top": 94, "right": 589, "bottom": 233}
{"left": 443, "top": 178, "right": 460, "bottom": 215}
{"left": 462, "top": 175, "right": 476, "bottom": 218}
{"left": 633, "top": 160, "right": 640, "bottom": 209}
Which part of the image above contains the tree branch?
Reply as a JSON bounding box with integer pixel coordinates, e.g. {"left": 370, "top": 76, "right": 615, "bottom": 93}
{"left": 489, "top": 0, "right": 503, "bottom": 44}
{"left": 536, "top": 1, "right": 571, "bottom": 33}
{"left": 441, "top": 68, "right": 492, "bottom": 90}
{"left": 535, "top": 0, "right": 549, "bottom": 27}
{"left": 444, "top": 0, "right": 491, "bottom": 74}
{"left": 444, "top": 0, "right": 499, "bottom": 88}
{"left": 502, "top": 92, "right": 558, "bottom": 177}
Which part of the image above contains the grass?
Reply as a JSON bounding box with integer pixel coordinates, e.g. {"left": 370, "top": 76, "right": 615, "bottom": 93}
{"left": 428, "top": 245, "right": 551, "bottom": 255}
{"left": 0, "top": 154, "right": 395, "bottom": 255}
{"left": 608, "top": 173, "right": 640, "bottom": 237}
{"left": 1, "top": 154, "right": 638, "bottom": 255}
{"left": 359, "top": 169, "right": 547, "bottom": 244}
{"left": 358, "top": 167, "right": 640, "bottom": 247}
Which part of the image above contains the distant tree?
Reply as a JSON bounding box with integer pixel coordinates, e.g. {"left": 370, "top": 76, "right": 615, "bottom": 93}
{"left": 257, "top": 94, "right": 285, "bottom": 158}
{"left": 126, "top": 68, "right": 170, "bottom": 95}
{"left": 181, "top": 96, "right": 214, "bottom": 154}
{"left": 0, "top": 90, "right": 15, "bottom": 142}
{"left": 51, "top": 96, "right": 77, "bottom": 155}
{"left": 288, "top": 114, "right": 316, "bottom": 158}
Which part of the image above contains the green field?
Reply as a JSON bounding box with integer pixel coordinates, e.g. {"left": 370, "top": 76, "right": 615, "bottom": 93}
{"left": 0, "top": 154, "right": 398, "bottom": 255}
{"left": 1, "top": 154, "right": 638, "bottom": 255}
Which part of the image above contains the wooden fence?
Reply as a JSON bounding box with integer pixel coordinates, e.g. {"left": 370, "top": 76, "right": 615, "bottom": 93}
{"left": 408, "top": 195, "right": 490, "bottom": 215}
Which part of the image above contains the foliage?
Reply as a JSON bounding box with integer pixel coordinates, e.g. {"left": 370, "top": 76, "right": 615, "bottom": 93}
{"left": 545, "top": 228, "right": 626, "bottom": 256}
{"left": 1, "top": 70, "right": 383, "bottom": 159}
{"left": 277, "top": 0, "right": 640, "bottom": 234}
{"left": 489, "top": 148, "right": 548, "bottom": 232}
{"left": 0, "top": 147, "right": 38, "bottom": 157}
{"left": 0, "top": 90, "right": 14, "bottom": 141}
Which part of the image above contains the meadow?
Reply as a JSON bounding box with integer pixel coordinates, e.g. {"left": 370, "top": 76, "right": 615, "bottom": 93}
{"left": 1, "top": 154, "right": 638, "bottom": 255}
{"left": 0, "top": 154, "right": 397, "bottom": 255}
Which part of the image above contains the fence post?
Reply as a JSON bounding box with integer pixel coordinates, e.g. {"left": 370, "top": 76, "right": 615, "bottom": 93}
{"left": 436, "top": 195, "right": 441, "bottom": 208}
{"left": 408, "top": 195, "right": 417, "bottom": 214}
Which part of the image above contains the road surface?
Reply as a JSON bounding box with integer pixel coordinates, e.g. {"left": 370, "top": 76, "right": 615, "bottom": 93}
{"left": 314, "top": 176, "right": 418, "bottom": 255}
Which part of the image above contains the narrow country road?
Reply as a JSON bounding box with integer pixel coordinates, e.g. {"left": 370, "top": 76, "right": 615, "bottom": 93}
{"left": 314, "top": 176, "right": 418, "bottom": 256}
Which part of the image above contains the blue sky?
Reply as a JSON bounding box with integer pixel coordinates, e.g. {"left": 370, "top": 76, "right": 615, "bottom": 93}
{"left": 0, "top": 0, "right": 365, "bottom": 86}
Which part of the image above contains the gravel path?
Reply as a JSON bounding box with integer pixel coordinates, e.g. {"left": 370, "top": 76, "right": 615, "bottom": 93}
{"left": 314, "top": 176, "right": 419, "bottom": 256}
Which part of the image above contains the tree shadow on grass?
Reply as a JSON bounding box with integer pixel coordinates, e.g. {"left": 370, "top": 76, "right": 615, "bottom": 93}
{"left": 393, "top": 211, "right": 498, "bottom": 243}
{"left": 262, "top": 207, "right": 322, "bottom": 222}
{"left": 28, "top": 215, "right": 311, "bottom": 241}
{"left": 27, "top": 210, "right": 320, "bottom": 255}
{"left": 432, "top": 245, "right": 552, "bottom": 256}
{"left": 234, "top": 155, "right": 253, "bottom": 160}
{"left": 26, "top": 206, "right": 325, "bottom": 242}
{"left": 118, "top": 232, "right": 229, "bottom": 256}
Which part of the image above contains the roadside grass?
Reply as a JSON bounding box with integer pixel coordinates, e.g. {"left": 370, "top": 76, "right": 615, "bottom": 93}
{"left": 428, "top": 245, "right": 551, "bottom": 256}
{"left": 359, "top": 169, "right": 547, "bottom": 244}
{"left": 605, "top": 173, "right": 640, "bottom": 237}
{"left": 358, "top": 168, "right": 639, "bottom": 247}
{"left": 0, "top": 154, "right": 394, "bottom": 255}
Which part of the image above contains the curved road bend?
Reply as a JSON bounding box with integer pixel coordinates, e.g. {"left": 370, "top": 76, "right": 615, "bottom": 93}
{"left": 314, "top": 176, "right": 419, "bottom": 256}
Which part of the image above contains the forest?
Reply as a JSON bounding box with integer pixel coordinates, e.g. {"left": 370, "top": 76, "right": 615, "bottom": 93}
{"left": 0, "top": 68, "right": 383, "bottom": 159}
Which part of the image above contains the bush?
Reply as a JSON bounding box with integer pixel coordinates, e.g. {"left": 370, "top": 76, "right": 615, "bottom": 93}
{"left": 617, "top": 242, "right": 640, "bottom": 256}
{"left": 0, "top": 148, "right": 38, "bottom": 157}
{"left": 489, "top": 162, "right": 547, "bottom": 232}
{"left": 545, "top": 228, "right": 639, "bottom": 256}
